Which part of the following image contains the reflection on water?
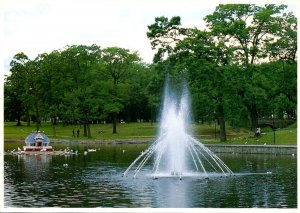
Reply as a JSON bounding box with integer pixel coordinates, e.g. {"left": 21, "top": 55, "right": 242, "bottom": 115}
{"left": 4, "top": 144, "right": 297, "bottom": 208}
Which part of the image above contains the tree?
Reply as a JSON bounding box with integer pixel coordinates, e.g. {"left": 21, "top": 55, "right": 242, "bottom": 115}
{"left": 205, "top": 4, "right": 288, "bottom": 131}
{"left": 101, "top": 47, "right": 140, "bottom": 133}
{"left": 7, "top": 53, "right": 30, "bottom": 126}
{"left": 59, "top": 44, "right": 102, "bottom": 138}
{"left": 146, "top": 16, "right": 234, "bottom": 141}
{"left": 171, "top": 28, "right": 235, "bottom": 142}
{"left": 260, "top": 61, "right": 296, "bottom": 118}
{"left": 267, "top": 12, "right": 297, "bottom": 62}
{"left": 147, "top": 16, "right": 184, "bottom": 62}
{"left": 145, "top": 64, "right": 165, "bottom": 124}
{"left": 122, "top": 62, "right": 152, "bottom": 123}
{"left": 26, "top": 59, "right": 42, "bottom": 130}
{"left": 4, "top": 79, "right": 19, "bottom": 122}
{"left": 34, "top": 51, "right": 64, "bottom": 136}
{"left": 265, "top": 10, "right": 297, "bottom": 118}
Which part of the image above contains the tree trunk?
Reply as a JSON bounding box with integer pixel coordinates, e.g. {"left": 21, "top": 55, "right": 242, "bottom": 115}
{"left": 87, "top": 123, "right": 91, "bottom": 138}
{"left": 217, "top": 104, "right": 227, "bottom": 142}
{"left": 83, "top": 123, "right": 87, "bottom": 137}
{"left": 35, "top": 105, "right": 40, "bottom": 131}
{"left": 250, "top": 104, "right": 258, "bottom": 132}
{"left": 113, "top": 112, "right": 117, "bottom": 134}
{"left": 16, "top": 114, "right": 21, "bottom": 126}
{"left": 26, "top": 108, "right": 30, "bottom": 126}
{"left": 51, "top": 117, "right": 56, "bottom": 137}
{"left": 150, "top": 108, "right": 154, "bottom": 125}
{"left": 201, "top": 118, "right": 204, "bottom": 124}
{"left": 16, "top": 101, "right": 22, "bottom": 126}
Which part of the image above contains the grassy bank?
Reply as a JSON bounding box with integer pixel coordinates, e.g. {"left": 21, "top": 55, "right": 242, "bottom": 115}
{"left": 4, "top": 121, "right": 297, "bottom": 146}
{"left": 4, "top": 122, "right": 158, "bottom": 141}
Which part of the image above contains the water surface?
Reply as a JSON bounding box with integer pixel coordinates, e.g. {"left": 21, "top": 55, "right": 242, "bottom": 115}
{"left": 4, "top": 144, "right": 297, "bottom": 208}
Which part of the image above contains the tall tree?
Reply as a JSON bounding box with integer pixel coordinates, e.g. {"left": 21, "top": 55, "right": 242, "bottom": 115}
{"left": 34, "top": 51, "right": 64, "bottom": 136}
{"left": 59, "top": 44, "right": 102, "bottom": 138}
{"left": 122, "top": 62, "right": 152, "bottom": 122}
{"left": 147, "top": 16, "right": 184, "bottom": 62}
{"left": 171, "top": 29, "right": 233, "bottom": 141}
{"left": 146, "top": 16, "right": 234, "bottom": 141}
{"left": 26, "top": 59, "right": 42, "bottom": 130}
{"left": 205, "top": 4, "right": 288, "bottom": 131}
{"left": 101, "top": 47, "right": 140, "bottom": 133}
{"left": 267, "top": 12, "right": 297, "bottom": 62}
{"left": 7, "top": 53, "right": 30, "bottom": 126}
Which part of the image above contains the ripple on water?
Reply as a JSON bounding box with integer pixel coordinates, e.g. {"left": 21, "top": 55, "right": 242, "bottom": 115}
{"left": 4, "top": 152, "right": 297, "bottom": 208}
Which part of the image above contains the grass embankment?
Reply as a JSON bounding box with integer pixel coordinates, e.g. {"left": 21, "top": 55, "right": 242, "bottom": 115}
{"left": 4, "top": 121, "right": 297, "bottom": 145}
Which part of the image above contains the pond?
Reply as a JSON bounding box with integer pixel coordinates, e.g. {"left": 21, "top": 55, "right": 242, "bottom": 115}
{"left": 4, "top": 144, "right": 297, "bottom": 208}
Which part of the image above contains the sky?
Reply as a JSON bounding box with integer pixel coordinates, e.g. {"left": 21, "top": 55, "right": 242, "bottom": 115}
{"left": 1, "top": 0, "right": 298, "bottom": 75}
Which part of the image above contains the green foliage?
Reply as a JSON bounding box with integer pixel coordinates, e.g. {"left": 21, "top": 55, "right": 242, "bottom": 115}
{"left": 267, "top": 12, "right": 297, "bottom": 61}
{"left": 5, "top": 45, "right": 150, "bottom": 137}
{"left": 145, "top": 4, "right": 297, "bottom": 141}
{"left": 147, "top": 16, "right": 184, "bottom": 62}
{"left": 205, "top": 4, "right": 287, "bottom": 65}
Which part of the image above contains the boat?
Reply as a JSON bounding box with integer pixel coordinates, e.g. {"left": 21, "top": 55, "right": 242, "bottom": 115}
{"left": 23, "top": 131, "right": 53, "bottom": 151}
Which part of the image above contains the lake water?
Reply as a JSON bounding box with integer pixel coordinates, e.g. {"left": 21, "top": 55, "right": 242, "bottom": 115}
{"left": 4, "top": 144, "right": 297, "bottom": 208}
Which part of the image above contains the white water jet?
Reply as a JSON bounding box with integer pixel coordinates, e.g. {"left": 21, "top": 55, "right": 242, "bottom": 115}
{"left": 123, "top": 80, "right": 233, "bottom": 179}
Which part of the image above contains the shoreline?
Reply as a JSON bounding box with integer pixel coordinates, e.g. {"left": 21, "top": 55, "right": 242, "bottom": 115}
{"left": 4, "top": 138, "right": 154, "bottom": 144}
{"left": 206, "top": 144, "right": 297, "bottom": 155}
{"left": 4, "top": 139, "right": 297, "bottom": 155}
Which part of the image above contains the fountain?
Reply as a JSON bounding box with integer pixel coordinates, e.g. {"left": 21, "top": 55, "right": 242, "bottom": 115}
{"left": 123, "top": 80, "right": 233, "bottom": 179}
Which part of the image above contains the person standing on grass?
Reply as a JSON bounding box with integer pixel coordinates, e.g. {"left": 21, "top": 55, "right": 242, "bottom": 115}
{"left": 77, "top": 129, "right": 80, "bottom": 137}
{"left": 72, "top": 129, "right": 75, "bottom": 137}
{"left": 255, "top": 127, "right": 261, "bottom": 139}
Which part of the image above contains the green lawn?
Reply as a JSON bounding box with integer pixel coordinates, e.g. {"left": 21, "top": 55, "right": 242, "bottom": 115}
{"left": 4, "top": 122, "right": 158, "bottom": 141}
{"left": 203, "top": 123, "right": 297, "bottom": 145}
{"left": 4, "top": 121, "right": 297, "bottom": 145}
